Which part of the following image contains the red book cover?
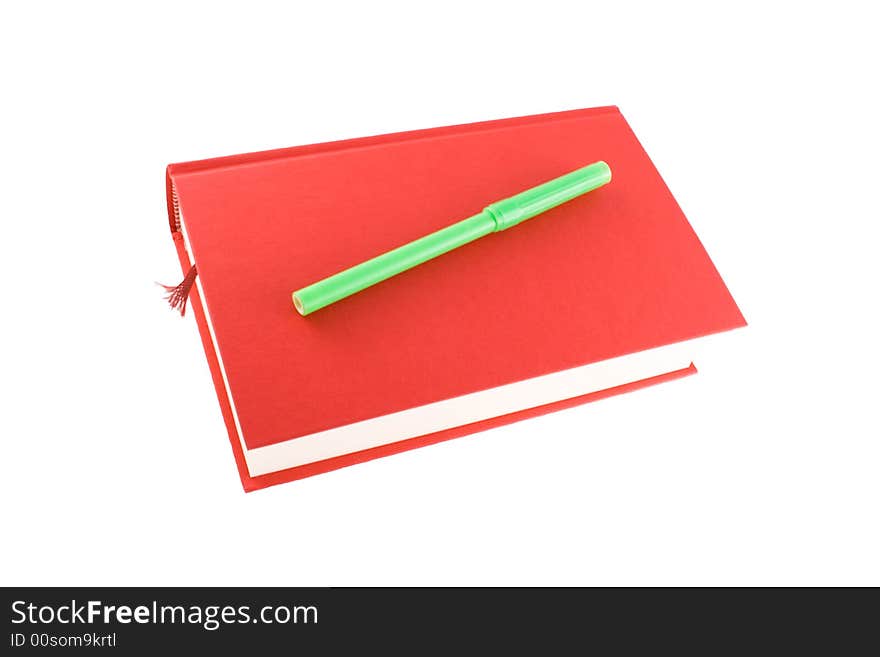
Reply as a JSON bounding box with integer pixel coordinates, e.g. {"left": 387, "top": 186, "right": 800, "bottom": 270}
{"left": 165, "top": 106, "right": 745, "bottom": 491}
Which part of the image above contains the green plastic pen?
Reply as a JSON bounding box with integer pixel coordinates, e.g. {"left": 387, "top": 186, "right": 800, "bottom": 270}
{"left": 292, "top": 161, "right": 612, "bottom": 315}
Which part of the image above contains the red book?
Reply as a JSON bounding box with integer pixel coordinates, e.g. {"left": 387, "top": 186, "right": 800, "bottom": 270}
{"left": 165, "top": 106, "right": 745, "bottom": 491}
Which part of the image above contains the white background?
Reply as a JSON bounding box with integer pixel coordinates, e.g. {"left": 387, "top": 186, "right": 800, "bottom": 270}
{"left": 1, "top": 1, "right": 878, "bottom": 586}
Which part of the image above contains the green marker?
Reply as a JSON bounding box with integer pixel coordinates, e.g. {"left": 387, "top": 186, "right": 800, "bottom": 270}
{"left": 292, "top": 161, "right": 612, "bottom": 316}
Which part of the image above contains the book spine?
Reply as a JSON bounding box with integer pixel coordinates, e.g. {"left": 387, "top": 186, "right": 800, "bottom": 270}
{"left": 165, "top": 167, "right": 182, "bottom": 233}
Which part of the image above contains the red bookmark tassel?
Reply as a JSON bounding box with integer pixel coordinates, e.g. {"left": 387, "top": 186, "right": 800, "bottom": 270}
{"left": 160, "top": 264, "right": 198, "bottom": 316}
